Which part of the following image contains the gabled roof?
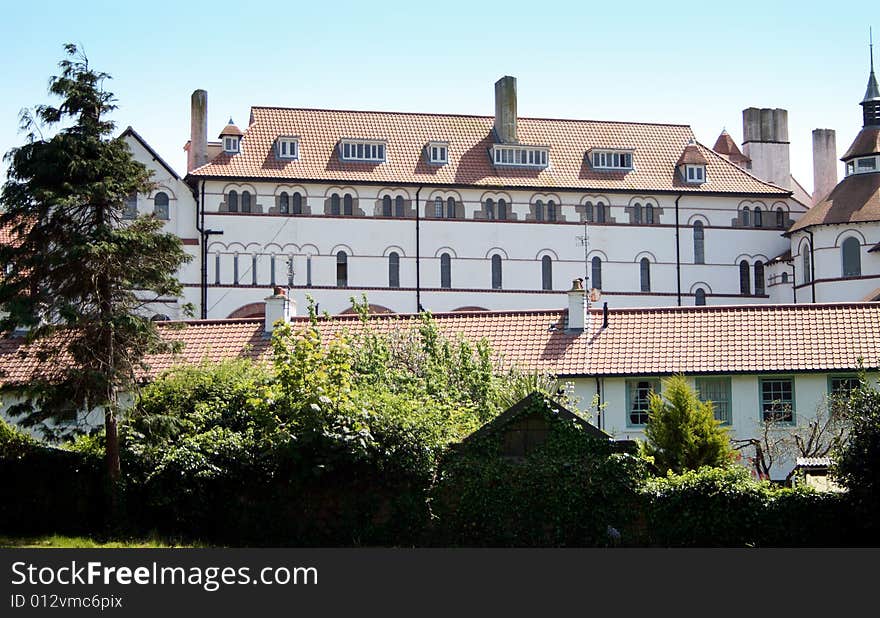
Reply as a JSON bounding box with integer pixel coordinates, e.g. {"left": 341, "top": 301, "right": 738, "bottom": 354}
{"left": 188, "top": 107, "right": 789, "bottom": 196}
{"left": 711, "top": 129, "right": 750, "bottom": 166}
{"left": 121, "top": 126, "right": 181, "bottom": 180}
{"left": 2, "top": 302, "right": 879, "bottom": 387}
{"left": 459, "top": 391, "right": 610, "bottom": 446}
{"left": 787, "top": 172, "right": 880, "bottom": 233}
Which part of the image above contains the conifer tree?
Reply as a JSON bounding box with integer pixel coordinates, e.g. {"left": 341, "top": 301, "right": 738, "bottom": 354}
{"left": 0, "top": 44, "right": 191, "bottom": 493}
{"left": 644, "top": 375, "right": 734, "bottom": 474}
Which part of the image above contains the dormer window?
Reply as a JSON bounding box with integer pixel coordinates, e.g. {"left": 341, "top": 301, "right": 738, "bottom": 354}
{"left": 340, "top": 139, "right": 386, "bottom": 163}
{"left": 590, "top": 149, "right": 634, "bottom": 170}
{"left": 223, "top": 136, "right": 240, "bottom": 153}
{"left": 426, "top": 141, "right": 449, "bottom": 165}
{"left": 491, "top": 145, "right": 549, "bottom": 168}
{"left": 276, "top": 137, "right": 299, "bottom": 160}
{"left": 846, "top": 155, "right": 879, "bottom": 176}
{"left": 685, "top": 164, "right": 706, "bottom": 183}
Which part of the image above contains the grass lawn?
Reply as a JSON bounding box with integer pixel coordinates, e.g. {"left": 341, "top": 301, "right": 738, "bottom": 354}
{"left": 0, "top": 534, "right": 203, "bottom": 548}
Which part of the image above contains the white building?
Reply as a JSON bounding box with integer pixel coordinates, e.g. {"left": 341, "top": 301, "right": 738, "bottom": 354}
{"left": 131, "top": 75, "right": 826, "bottom": 320}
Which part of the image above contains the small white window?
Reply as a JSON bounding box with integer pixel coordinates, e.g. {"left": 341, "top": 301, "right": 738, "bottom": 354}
{"left": 685, "top": 164, "right": 706, "bottom": 183}
{"left": 224, "top": 136, "right": 240, "bottom": 153}
{"left": 427, "top": 142, "right": 449, "bottom": 165}
{"left": 491, "top": 145, "right": 549, "bottom": 168}
{"left": 590, "top": 150, "right": 633, "bottom": 170}
{"left": 339, "top": 139, "right": 386, "bottom": 162}
{"left": 277, "top": 137, "right": 299, "bottom": 160}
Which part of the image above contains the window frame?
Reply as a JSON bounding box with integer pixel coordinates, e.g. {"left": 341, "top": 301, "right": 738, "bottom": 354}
{"left": 276, "top": 136, "right": 300, "bottom": 160}
{"left": 695, "top": 377, "right": 732, "bottom": 425}
{"left": 759, "top": 376, "right": 795, "bottom": 424}
{"left": 685, "top": 164, "right": 706, "bottom": 183}
{"left": 841, "top": 236, "right": 862, "bottom": 277}
{"left": 591, "top": 149, "right": 634, "bottom": 171}
{"left": 492, "top": 145, "right": 550, "bottom": 169}
{"left": 223, "top": 136, "right": 240, "bottom": 153}
{"left": 336, "top": 251, "right": 349, "bottom": 288}
{"left": 693, "top": 221, "right": 705, "bottom": 264}
{"left": 339, "top": 139, "right": 387, "bottom": 163}
{"left": 440, "top": 253, "right": 452, "bottom": 289}
{"left": 491, "top": 254, "right": 502, "bottom": 290}
{"left": 153, "top": 191, "right": 170, "bottom": 220}
{"left": 388, "top": 252, "right": 400, "bottom": 288}
{"left": 639, "top": 258, "right": 651, "bottom": 292}
{"left": 541, "top": 255, "right": 552, "bottom": 291}
{"left": 626, "top": 378, "right": 660, "bottom": 427}
{"left": 426, "top": 141, "right": 449, "bottom": 165}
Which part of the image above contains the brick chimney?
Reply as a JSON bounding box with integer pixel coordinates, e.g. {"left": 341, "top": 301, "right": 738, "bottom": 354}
{"left": 187, "top": 89, "right": 208, "bottom": 172}
{"left": 264, "top": 286, "right": 295, "bottom": 334}
{"left": 566, "top": 278, "right": 588, "bottom": 333}
{"left": 494, "top": 76, "right": 518, "bottom": 144}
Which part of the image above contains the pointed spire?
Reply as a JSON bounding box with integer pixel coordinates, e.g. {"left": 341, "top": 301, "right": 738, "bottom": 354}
{"left": 864, "top": 27, "right": 880, "bottom": 103}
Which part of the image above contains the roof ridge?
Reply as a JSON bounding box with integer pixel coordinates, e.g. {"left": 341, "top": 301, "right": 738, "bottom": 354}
{"left": 249, "top": 106, "right": 694, "bottom": 128}
{"left": 696, "top": 141, "right": 792, "bottom": 195}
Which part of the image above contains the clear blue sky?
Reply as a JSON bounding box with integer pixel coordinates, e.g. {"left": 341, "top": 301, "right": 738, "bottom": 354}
{"left": 1, "top": 0, "right": 877, "bottom": 193}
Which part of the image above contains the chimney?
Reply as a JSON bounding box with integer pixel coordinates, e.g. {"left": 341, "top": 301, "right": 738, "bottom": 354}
{"left": 188, "top": 89, "right": 208, "bottom": 172}
{"left": 494, "top": 76, "right": 518, "bottom": 143}
{"left": 741, "top": 107, "right": 791, "bottom": 190}
{"left": 567, "top": 278, "right": 588, "bottom": 332}
{"left": 812, "top": 128, "right": 838, "bottom": 204}
{"left": 264, "top": 286, "right": 295, "bottom": 334}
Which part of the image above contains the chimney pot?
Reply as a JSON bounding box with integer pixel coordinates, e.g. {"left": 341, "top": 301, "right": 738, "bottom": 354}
{"left": 567, "top": 279, "right": 588, "bottom": 332}
{"left": 264, "top": 287, "right": 295, "bottom": 335}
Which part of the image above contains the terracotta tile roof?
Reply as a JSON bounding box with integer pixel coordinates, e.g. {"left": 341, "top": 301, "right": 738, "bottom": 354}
{"left": 676, "top": 143, "right": 708, "bottom": 166}
{"left": 842, "top": 127, "right": 880, "bottom": 159}
{"left": 189, "top": 107, "right": 789, "bottom": 195}
{"left": 787, "top": 172, "right": 880, "bottom": 233}
{"left": 711, "top": 129, "right": 750, "bottom": 166}
{"left": 3, "top": 303, "right": 878, "bottom": 386}
{"left": 219, "top": 122, "right": 243, "bottom": 138}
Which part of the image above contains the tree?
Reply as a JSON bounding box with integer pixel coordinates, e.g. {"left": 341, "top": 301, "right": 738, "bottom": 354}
{"left": 0, "top": 45, "right": 191, "bottom": 500}
{"left": 833, "top": 379, "right": 880, "bottom": 522}
{"left": 643, "top": 375, "right": 734, "bottom": 475}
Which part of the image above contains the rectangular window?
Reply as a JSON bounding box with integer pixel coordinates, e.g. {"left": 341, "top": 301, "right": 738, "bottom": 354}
{"left": 591, "top": 150, "right": 633, "bottom": 170}
{"left": 857, "top": 157, "right": 877, "bottom": 171}
{"left": 696, "top": 377, "right": 732, "bottom": 425}
{"left": 828, "top": 375, "right": 861, "bottom": 416}
{"left": 339, "top": 139, "right": 386, "bottom": 162}
{"left": 760, "top": 377, "right": 794, "bottom": 423}
{"left": 427, "top": 142, "right": 449, "bottom": 165}
{"left": 627, "top": 379, "right": 660, "bottom": 426}
{"left": 277, "top": 137, "right": 299, "bottom": 159}
{"left": 491, "top": 145, "right": 549, "bottom": 168}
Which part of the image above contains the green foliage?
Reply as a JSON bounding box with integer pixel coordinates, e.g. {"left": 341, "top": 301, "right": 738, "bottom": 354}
{"left": 0, "top": 417, "right": 38, "bottom": 459}
{"left": 0, "top": 44, "right": 191, "bottom": 487}
{"left": 643, "top": 375, "right": 734, "bottom": 475}
{"left": 641, "top": 466, "right": 852, "bottom": 546}
{"left": 833, "top": 377, "right": 880, "bottom": 530}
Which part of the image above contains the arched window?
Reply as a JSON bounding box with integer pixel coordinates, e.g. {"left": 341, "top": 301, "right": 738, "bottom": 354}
{"left": 632, "top": 203, "right": 642, "bottom": 224}
{"left": 270, "top": 255, "right": 277, "bottom": 285}
{"left": 754, "top": 207, "right": 762, "bottom": 228}
{"left": 343, "top": 193, "right": 353, "bottom": 216}
{"left": 547, "top": 200, "right": 557, "bottom": 222}
{"left": 388, "top": 252, "right": 400, "bottom": 288}
{"left": 153, "top": 192, "right": 169, "bottom": 220}
{"left": 781, "top": 272, "right": 789, "bottom": 284}
{"left": 485, "top": 198, "right": 495, "bottom": 220}
{"left": 331, "top": 193, "right": 341, "bottom": 215}
{"left": 279, "top": 192, "right": 289, "bottom": 214}
{"left": 741, "top": 207, "right": 750, "bottom": 227}
{"left": 842, "top": 237, "right": 862, "bottom": 277}
{"left": 233, "top": 254, "right": 240, "bottom": 284}
{"left": 535, "top": 200, "right": 545, "bottom": 221}
{"left": 440, "top": 253, "right": 451, "bottom": 288}
{"left": 596, "top": 202, "right": 606, "bottom": 223}
{"left": 592, "top": 256, "right": 602, "bottom": 290}
{"left": 241, "top": 191, "right": 252, "bottom": 213}
{"left": 803, "top": 244, "right": 812, "bottom": 284}
{"left": 227, "top": 190, "right": 238, "bottom": 212}
{"left": 382, "top": 195, "right": 392, "bottom": 217}
{"left": 252, "top": 254, "right": 258, "bottom": 286}
{"left": 305, "top": 255, "right": 312, "bottom": 287}
{"left": 446, "top": 197, "right": 456, "bottom": 219}
{"left": 541, "top": 256, "right": 552, "bottom": 290}
{"left": 491, "top": 255, "right": 502, "bottom": 290}
{"left": 292, "top": 192, "right": 302, "bottom": 215}
{"left": 434, "top": 197, "right": 443, "bottom": 218}
{"left": 584, "top": 201, "right": 594, "bottom": 222}
{"left": 754, "top": 261, "right": 765, "bottom": 295}
{"left": 498, "top": 199, "right": 507, "bottom": 220}
{"left": 776, "top": 207, "right": 785, "bottom": 229}
{"left": 640, "top": 258, "right": 651, "bottom": 292}
{"left": 695, "top": 288, "right": 706, "bottom": 306}
{"left": 739, "top": 260, "right": 750, "bottom": 295}
{"left": 395, "top": 195, "right": 404, "bottom": 217}
{"left": 214, "top": 253, "right": 221, "bottom": 284}
{"left": 122, "top": 192, "right": 138, "bottom": 219}
{"left": 693, "top": 221, "right": 705, "bottom": 264}
{"left": 336, "top": 251, "right": 348, "bottom": 287}
{"left": 646, "top": 204, "right": 655, "bottom": 224}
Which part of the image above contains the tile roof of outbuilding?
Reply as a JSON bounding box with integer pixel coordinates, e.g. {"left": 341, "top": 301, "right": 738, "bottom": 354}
{"left": 2, "top": 302, "right": 878, "bottom": 387}
{"left": 787, "top": 172, "right": 880, "bottom": 233}
{"left": 188, "top": 107, "right": 789, "bottom": 196}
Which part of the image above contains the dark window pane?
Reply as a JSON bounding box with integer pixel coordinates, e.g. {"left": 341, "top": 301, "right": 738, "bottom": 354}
{"left": 389, "top": 252, "right": 400, "bottom": 288}
{"left": 228, "top": 190, "right": 238, "bottom": 212}
{"left": 592, "top": 256, "right": 602, "bottom": 290}
{"left": 440, "top": 253, "right": 451, "bottom": 288}
{"left": 842, "top": 237, "right": 861, "bottom": 277}
{"left": 541, "top": 256, "right": 552, "bottom": 290}
{"left": 739, "top": 260, "right": 750, "bottom": 295}
{"left": 383, "top": 195, "right": 392, "bottom": 217}
{"left": 336, "top": 251, "right": 348, "bottom": 287}
{"left": 640, "top": 258, "right": 650, "bottom": 292}
{"left": 491, "top": 255, "right": 502, "bottom": 289}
